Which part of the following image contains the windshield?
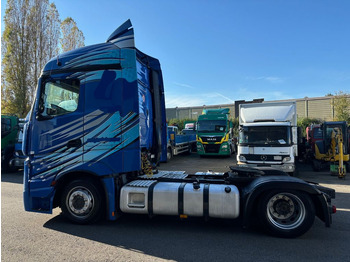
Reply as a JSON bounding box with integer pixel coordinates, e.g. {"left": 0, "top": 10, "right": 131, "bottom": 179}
{"left": 239, "top": 126, "right": 291, "bottom": 146}
{"left": 197, "top": 120, "right": 227, "bottom": 133}
{"left": 313, "top": 127, "right": 322, "bottom": 139}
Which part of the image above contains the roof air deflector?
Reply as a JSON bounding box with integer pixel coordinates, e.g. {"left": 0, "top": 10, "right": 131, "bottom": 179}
{"left": 106, "top": 19, "right": 135, "bottom": 48}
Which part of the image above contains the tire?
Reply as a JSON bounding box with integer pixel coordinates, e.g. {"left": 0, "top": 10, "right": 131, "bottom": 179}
{"left": 289, "top": 164, "right": 299, "bottom": 177}
{"left": 167, "top": 148, "right": 172, "bottom": 162}
{"left": 60, "top": 179, "right": 103, "bottom": 224}
{"left": 258, "top": 190, "right": 315, "bottom": 238}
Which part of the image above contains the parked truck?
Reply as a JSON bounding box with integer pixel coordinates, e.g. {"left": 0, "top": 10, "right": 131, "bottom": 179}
{"left": 196, "top": 108, "right": 234, "bottom": 156}
{"left": 23, "top": 20, "right": 335, "bottom": 238}
{"left": 1, "top": 115, "right": 19, "bottom": 172}
{"left": 166, "top": 125, "right": 196, "bottom": 161}
{"left": 237, "top": 102, "right": 298, "bottom": 176}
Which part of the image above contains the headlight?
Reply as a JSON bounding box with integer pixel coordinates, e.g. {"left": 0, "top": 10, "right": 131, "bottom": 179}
{"left": 15, "top": 151, "right": 19, "bottom": 157}
{"left": 283, "top": 157, "right": 291, "bottom": 163}
{"left": 239, "top": 155, "right": 246, "bottom": 162}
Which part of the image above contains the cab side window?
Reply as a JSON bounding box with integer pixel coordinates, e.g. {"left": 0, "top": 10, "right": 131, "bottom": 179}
{"left": 39, "top": 79, "right": 80, "bottom": 117}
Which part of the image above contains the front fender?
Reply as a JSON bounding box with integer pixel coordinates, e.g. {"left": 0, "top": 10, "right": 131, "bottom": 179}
{"left": 53, "top": 162, "right": 119, "bottom": 221}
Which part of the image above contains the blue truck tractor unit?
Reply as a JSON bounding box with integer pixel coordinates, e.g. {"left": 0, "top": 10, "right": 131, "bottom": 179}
{"left": 23, "top": 20, "right": 335, "bottom": 238}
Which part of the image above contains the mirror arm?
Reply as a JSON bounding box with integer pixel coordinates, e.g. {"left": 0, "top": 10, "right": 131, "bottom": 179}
{"left": 36, "top": 112, "right": 53, "bottom": 121}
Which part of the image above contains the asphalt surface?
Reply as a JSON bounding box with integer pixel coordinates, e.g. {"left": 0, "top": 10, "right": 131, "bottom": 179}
{"left": 2, "top": 153, "right": 350, "bottom": 262}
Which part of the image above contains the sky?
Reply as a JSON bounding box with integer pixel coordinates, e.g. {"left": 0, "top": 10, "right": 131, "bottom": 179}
{"left": 1, "top": 0, "right": 350, "bottom": 108}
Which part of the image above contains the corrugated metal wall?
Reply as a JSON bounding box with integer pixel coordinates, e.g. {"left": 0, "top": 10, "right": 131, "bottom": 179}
{"left": 166, "top": 96, "right": 349, "bottom": 121}
{"left": 307, "top": 98, "right": 333, "bottom": 120}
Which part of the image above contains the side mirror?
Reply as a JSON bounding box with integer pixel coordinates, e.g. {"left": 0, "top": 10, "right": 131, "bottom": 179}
{"left": 239, "top": 126, "right": 248, "bottom": 132}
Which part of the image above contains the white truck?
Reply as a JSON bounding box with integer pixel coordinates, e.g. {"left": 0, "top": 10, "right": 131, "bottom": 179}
{"left": 237, "top": 102, "right": 298, "bottom": 175}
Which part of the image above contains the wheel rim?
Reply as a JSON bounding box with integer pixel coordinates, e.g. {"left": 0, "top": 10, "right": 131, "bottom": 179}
{"left": 266, "top": 193, "right": 306, "bottom": 230}
{"left": 66, "top": 186, "right": 94, "bottom": 218}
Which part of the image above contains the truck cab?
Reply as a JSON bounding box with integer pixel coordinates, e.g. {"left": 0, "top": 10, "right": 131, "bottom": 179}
{"left": 166, "top": 125, "right": 196, "bottom": 161}
{"left": 237, "top": 102, "right": 298, "bottom": 175}
{"left": 306, "top": 124, "right": 322, "bottom": 152}
{"left": 23, "top": 20, "right": 167, "bottom": 219}
{"left": 196, "top": 108, "right": 234, "bottom": 156}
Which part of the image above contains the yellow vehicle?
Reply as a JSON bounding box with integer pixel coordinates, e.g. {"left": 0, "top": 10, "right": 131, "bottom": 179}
{"left": 313, "top": 121, "right": 349, "bottom": 178}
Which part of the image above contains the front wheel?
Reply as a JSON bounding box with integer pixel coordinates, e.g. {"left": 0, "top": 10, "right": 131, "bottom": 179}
{"left": 258, "top": 190, "right": 315, "bottom": 238}
{"left": 60, "top": 179, "right": 103, "bottom": 224}
{"left": 167, "top": 148, "right": 172, "bottom": 162}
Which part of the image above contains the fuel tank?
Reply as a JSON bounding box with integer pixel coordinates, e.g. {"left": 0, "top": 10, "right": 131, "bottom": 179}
{"left": 120, "top": 180, "right": 240, "bottom": 219}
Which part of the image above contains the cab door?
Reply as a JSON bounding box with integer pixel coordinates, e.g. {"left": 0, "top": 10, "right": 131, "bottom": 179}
{"left": 29, "top": 75, "right": 84, "bottom": 179}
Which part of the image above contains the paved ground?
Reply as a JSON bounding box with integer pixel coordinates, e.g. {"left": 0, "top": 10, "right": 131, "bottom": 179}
{"left": 2, "top": 153, "right": 350, "bottom": 262}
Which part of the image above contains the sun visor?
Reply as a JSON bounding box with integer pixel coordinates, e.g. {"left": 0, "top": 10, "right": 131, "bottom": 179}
{"left": 106, "top": 19, "right": 135, "bottom": 48}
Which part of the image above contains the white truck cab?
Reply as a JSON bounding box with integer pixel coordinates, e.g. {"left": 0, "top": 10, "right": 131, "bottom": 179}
{"left": 237, "top": 102, "right": 297, "bottom": 175}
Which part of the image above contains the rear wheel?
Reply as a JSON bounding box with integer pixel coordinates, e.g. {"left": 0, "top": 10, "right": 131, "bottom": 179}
{"left": 258, "top": 190, "right": 315, "bottom": 238}
{"left": 61, "top": 179, "right": 103, "bottom": 224}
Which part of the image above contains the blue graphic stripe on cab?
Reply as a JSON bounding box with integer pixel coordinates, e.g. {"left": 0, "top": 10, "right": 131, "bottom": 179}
{"left": 32, "top": 111, "right": 139, "bottom": 179}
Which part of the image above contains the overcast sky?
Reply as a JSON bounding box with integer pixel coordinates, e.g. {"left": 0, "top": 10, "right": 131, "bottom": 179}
{"left": 2, "top": 0, "right": 350, "bottom": 107}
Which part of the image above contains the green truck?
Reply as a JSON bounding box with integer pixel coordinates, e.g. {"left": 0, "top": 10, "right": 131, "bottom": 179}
{"left": 1, "top": 115, "right": 19, "bottom": 172}
{"left": 196, "top": 108, "right": 234, "bottom": 156}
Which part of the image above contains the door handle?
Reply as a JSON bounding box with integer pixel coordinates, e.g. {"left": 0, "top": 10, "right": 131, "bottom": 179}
{"left": 67, "top": 139, "right": 82, "bottom": 148}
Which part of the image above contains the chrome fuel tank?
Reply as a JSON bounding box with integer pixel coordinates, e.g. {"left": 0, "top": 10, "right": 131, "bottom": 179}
{"left": 120, "top": 180, "right": 240, "bottom": 219}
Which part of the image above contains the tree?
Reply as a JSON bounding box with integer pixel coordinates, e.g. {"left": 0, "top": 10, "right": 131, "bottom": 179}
{"left": 168, "top": 118, "right": 195, "bottom": 131}
{"left": 297, "top": 117, "right": 322, "bottom": 137}
{"left": 1, "top": 1, "right": 85, "bottom": 117}
{"left": 331, "top": 91, "right": 350, "bottom": 122}
{"left": 27, "top": 1, "right": 61, "bottom": 99}
{"left": 28, "top": 0, "right": 48, "bottom": 101}
{"left": 60, "top": 17, "right": 85, "bottom": 52}
{"left": 1, "top": 0, "right": 32, "bottom": 117}
{"left": 46, "top": 3, "right": 61, "bottom": 59}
